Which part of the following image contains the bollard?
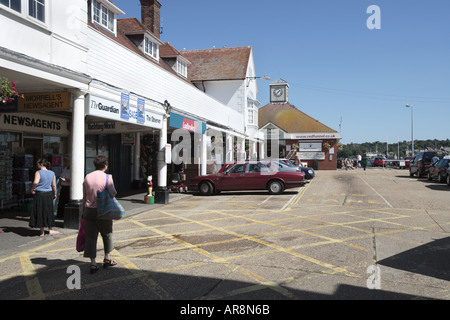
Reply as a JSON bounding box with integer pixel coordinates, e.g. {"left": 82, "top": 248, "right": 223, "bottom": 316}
{"left": 64, "top": 200, "right": 82, "bottom": 230}
{"left": 155, "top": 186, "right": 169, "bottom": 204}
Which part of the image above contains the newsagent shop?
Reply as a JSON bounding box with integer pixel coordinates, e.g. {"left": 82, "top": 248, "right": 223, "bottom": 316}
{"left": 0, "top": 87, "right": 166, "bottom": 209}
{"left": 0, "top": 92, "right": 72, "bottom": 208}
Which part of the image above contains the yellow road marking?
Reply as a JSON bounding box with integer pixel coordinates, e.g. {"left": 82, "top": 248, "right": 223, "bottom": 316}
{"left": 20, "top": 254, "right": 45, "bottom": 300}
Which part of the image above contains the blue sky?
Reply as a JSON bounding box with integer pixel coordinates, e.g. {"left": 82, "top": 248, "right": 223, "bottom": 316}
{"left": 111, "top": 0, "right": 450, "bottom": 144}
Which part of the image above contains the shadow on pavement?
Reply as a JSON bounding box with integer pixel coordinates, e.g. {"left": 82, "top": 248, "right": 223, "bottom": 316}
{"left": 378, "top": 236, "right": 450, "bottom": 282}
{"left": 0, "top": 256, "right": 434, "bottom": 301}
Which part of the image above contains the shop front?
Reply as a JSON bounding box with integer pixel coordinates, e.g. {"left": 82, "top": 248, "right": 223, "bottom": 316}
{"left": 168, "top": 112, "right": 207, "bottom": 185}
{"left": 85, "top": 91, "right": 164, "bottom": 192}
{"left": 0, "top": 93, "right": 72, "bottom": 208}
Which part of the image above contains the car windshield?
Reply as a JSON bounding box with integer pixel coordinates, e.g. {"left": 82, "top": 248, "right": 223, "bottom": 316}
{"left": 280, "top": 159, "right": 295, "bottom": 167}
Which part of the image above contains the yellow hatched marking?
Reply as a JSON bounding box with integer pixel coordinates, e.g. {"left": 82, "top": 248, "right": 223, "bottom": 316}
{"left": 20, "top": 254, "right": 45, "bottom": 300}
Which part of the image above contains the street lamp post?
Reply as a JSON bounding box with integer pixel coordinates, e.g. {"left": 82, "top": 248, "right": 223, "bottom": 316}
{"left": 406, "top": 104, "right": 414, "bottom": 156}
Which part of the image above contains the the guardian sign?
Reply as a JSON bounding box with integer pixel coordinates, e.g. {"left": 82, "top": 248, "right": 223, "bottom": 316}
{"left": 87, "top": 94, "right": 163, "bottom": 130}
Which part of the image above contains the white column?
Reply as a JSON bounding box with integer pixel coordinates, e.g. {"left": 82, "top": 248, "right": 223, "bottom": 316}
{"left": 238, "top": 138, "right": 246, "bottom": 161}
{"left": 157, "top": 116, "right": 168, "bottom": 188}
{"left": 250, "top": 140, "right": 257, "bottom": 160}
{"left": 70, "top": 91, "right": 85, "bottom": 201}
{"left": 226, "top": 134, "right": 234, "bottom": 162}
{"left": 201, "top": 133, "right": 207, "bottom": 175}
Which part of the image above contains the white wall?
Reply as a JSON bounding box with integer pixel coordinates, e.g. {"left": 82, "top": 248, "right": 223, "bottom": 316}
{"left": 87, "top": 27, "right": 244, "bottom": 133}
{"left": 0, "top": 0, "right": 88, "bottom": 74}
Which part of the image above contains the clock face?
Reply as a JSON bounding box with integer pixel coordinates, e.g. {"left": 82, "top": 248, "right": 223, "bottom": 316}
{"left": 273, "top": 88, "right": 283, "bottom": 97}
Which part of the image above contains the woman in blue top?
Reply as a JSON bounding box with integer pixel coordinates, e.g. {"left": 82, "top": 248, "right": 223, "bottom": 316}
{"left": 29, "top": 158, "right": 59, "bottom": 236}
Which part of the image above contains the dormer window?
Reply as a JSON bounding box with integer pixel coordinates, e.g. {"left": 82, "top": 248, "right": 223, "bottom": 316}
{"left": 93, "top": 0, "right": 115, "bottom": 32}
{"left": 144, "top": 36, "right": 159, "bottom": 60}
{"left": 176, "top": 59, "right": 187, "bottom": 78}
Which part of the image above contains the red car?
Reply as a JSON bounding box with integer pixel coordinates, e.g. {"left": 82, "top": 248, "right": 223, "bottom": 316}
{"left": 373, "top": 157, "right": 386, "bottom": 167}
{"left": 191, "top": 162, "right": 307, "bottom": 196}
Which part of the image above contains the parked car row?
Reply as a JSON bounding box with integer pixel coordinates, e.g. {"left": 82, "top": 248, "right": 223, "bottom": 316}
{"left": 191, "top": 159, "right": 314, "bottom": 196}
{"left": 409, "top": 150, "right": 450, "bottom": 186}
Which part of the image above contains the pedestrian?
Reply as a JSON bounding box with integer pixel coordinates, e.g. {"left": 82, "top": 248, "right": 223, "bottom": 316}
{"left": 82, "top": 155, "right": 118, "bottom": 274}
{"left": 363, "top": 157, "right": 368, "bottom": 171}
{"left": 295, "top": 154, "right": 302, "bottom": 166}
{"left": 56, "top": 155, "right": 71, "bottom": 220}
{"left": 29, "top": 158, "right": 59, "bottom": 236}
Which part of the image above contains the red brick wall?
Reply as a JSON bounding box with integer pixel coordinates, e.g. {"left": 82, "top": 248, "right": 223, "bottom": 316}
{"left": 140, "top": 0, "right": 161, "bottom": 38}
{"left": 284, "top": 139, "right": 338, "bottom": 170}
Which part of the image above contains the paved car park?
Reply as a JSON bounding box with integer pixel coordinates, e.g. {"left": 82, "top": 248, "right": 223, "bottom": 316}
{"left": 0, "top": 168, "right": 449, "bottom": 303}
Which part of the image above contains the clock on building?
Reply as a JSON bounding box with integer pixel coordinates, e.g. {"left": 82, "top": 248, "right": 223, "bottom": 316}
{"left": 270, "top": 79, "right": 289, "bottom": 103}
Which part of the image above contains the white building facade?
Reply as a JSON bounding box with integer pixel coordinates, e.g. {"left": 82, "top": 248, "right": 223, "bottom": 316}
{"left": 0, "top": 0, "right": 261, "bottom": 223}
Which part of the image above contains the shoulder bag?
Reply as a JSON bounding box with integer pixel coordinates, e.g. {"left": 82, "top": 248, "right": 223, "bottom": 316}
{"left": 97, "top": 174, "right": 125, "bottom": 220}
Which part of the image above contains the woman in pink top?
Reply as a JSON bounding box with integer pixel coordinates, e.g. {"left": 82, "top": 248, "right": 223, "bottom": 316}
{"left": 82, "top": 155, "right": 117, "bottom": 274}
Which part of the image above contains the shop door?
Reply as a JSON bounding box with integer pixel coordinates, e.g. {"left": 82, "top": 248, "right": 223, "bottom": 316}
{"left": 23, "top": 137, "right": 42, "bottom": 165}
{"left": 108, "top": 135, "right": 132, "bottom": 191}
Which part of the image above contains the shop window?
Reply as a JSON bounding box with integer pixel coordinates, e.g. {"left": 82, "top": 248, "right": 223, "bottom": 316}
{"left": 0, "top": 0, "right": 21, "bottom": 12}
{"left": 85, "top": 135, "right": 110, "bottom": 174}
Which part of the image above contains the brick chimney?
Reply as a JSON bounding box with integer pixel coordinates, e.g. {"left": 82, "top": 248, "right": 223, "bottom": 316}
{"left": 140, "top": 0, "right": 161, "bottom": 38}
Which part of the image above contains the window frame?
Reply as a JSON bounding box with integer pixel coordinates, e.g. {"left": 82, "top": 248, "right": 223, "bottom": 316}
{"left": 1, "top": 0, "right": 48, "bottom": 28}
{"left": 176, "top": 59, "right": 187, "bottom": 78}
{"left": 144, "top": 36, "right": 159, "bottom": 61}
{"left": 92, "top": 0, "right": 116, "bottom": 33}
{"left": 28, "top": 0, "right": 45, "bottom": 23}
{"left": 0, "top": 0, "right": 21, "bottom": 13}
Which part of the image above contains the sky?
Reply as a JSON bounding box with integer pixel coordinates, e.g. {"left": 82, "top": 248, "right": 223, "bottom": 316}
{"left": 111, "top": 0, "right": 450, "bottom": 144}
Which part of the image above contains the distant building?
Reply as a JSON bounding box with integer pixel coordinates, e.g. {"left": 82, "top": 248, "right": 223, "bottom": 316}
{"left": 259, "top": 79, "right": 341, "bottom": 170}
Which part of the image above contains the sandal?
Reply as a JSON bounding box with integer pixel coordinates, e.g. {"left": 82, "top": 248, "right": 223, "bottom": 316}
{"left": 90, "top": 264, "right": 99, "bottom": 274}
{"left": 103, "top": 259, "right": 117, "bottom": 268}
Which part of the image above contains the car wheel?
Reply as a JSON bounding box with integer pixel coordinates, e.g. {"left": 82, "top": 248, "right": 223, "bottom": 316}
{"left": 447, "top": 174, "right": 450, "bottom": 186}
{"left": 438, "top": 173, "right": 444, "bottom": 183}
{"left": 198, "top": 181, "right": 213, "bottom": 196}
{"left": 268, "top": 180, "right": 284, "bottom": 195}
{"left": 427, "top": 172, "right": 432, "bottom": 181}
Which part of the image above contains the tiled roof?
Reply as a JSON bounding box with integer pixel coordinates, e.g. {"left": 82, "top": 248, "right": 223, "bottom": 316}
{"left": 181, "top": 47, "right": 251, "bottom": 82}
{"left": 159, "top": 42, "right": 182, "bottom": 58}
{"left": 259, "top": 103, "right": 338, "bottom": 134}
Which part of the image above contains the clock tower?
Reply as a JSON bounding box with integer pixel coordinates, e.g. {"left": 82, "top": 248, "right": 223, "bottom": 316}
{"left": 270, "top": 78, "right": 289, "bottom": 103}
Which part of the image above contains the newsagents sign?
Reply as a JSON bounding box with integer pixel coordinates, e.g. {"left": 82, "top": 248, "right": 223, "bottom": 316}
{"left": 86, "top": 94, "right": 163, "bottom": 129}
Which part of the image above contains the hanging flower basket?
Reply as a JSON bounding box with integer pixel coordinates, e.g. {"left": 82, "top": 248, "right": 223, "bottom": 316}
{"left": 1, "top": 76, "right": 23, "bottom": 105}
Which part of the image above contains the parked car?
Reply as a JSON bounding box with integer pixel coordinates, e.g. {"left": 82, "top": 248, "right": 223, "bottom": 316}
{"left": 273, "top": 159, "right": 315, "bottom": 180}
{"left": 403, "top": 156, "right": 415, "bottom": 168}
{"left": 372, "top": 157, "right": 386, "bottom": 167}
{"left": 447, "top": 166, "right": 450, "bottom": 186}
{"left": 191, "top": 162, "right": 307, "bottom": 196}
{"left": 427, "top": 156, "right": 450, "bottom": 182}
{"left": 409, "top": 151, "right": 447, "bottom": 177}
